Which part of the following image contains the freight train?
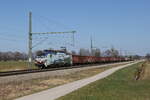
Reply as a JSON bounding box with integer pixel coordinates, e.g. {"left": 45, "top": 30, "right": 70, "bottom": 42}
{"left": 35, "top": 49, "right": 128, "bottom": 69}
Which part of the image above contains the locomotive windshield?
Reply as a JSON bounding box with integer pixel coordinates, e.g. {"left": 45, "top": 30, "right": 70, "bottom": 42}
{"left": 36, "top": 50, "right": 55, "bottom": 57}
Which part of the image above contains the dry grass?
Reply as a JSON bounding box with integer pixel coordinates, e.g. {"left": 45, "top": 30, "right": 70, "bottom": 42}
{"left": 0, "top": 77, "right": 71, "bottom": 100}
{"left": 0, "top": 63, "right": 128, "bottom": 100}
{"left": 141, "top": 61, "right": 150, "bottom": 80}
{"left": 0, "top": 61, "right": 36, "bottom": 72}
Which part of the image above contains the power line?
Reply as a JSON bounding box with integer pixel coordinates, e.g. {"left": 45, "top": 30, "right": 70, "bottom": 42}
{"left": 32, "top": 37, "right": 49, "bottom": 48}
{"left": 32, "top": 15, "right": 75, "bottom": 47}
{"left": 35, "top": 14, "right": 73, "bottom": 30}
{"left": 0, "top": 32, "right": 26, "bottom": 39}
{"left": 0, "top": 36, "right": 25, "bottom": 42}
{"left": 0, "top": 25, "right": 24, "bottom": 33}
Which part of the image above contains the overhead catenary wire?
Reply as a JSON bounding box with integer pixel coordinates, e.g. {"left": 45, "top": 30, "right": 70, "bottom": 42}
{"left": 0, "top": 25, "right": 24, "bottom": 33}
{"left": 32, "top": 14, "right": 75, "bottom": 48}
{"left": 35, "top": 14, "right": 74, "bottom": 30}
{"left": 37, "top": 13, "right": 75, "bottom": 45}
{"left": 0, "top": 35, "right": 25, "bottom": 42}
{"left": 0, "top": 32, "right": 26, "bottom": 39}
{"left": 32, "top": 37, "right": 49, "bottom": 48}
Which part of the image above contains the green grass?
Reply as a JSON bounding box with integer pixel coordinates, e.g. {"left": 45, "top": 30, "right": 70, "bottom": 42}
{"left": 0, "top": 61, "right": 36, "bottom": 72}
{"left": 57, "top": 62, "right": 150, "bottom": 100}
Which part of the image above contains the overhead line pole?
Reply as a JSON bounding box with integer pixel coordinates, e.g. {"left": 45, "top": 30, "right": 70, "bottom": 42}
{"left": 28, "top": 12, "right": 76, "bottom": 68}
{"left": 72, "top": 31, "right": 75, "bottom": 46}
{"left": 28, "top": 12, "right": 32, "bottom": 68}
{"left": 90, "top": 35, "right": 93, "bottom": 56}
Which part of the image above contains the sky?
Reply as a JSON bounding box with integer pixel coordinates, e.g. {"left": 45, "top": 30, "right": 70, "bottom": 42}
{"left": 0, "top": 0, "right": 150, "bottom": 55}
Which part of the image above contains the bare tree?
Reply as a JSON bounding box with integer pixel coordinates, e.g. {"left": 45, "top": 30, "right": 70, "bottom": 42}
{"left": 21, "top": 53, "right": 28, "bottom": 60}
{"left": 71, "top": 50, "right": 77, "bottom": 55}
{"left": 103, "top": 48, "right": 119, "bottom": 57}
{"left": 0, "top": 52, "right": 2, "bottom": 61}
{"left": 145, "top": 53, "right": 150, "bottom": 61}
{"left": 14, "top": 52, "right": 22, "bottom": 60}
{"left": 0, "top": 51, "right": 28, "bottom": 61}
{"left": 111, "top": 48, "right": 119, "bottom": 57}
{"left": 91, "top": 48, "right": 101, "bottom": 57}
{"left": 131, "top": 55, "right": 141, "bottom": 60}
{"left": 103, "top": 49, "right": 111, "bottom": 57}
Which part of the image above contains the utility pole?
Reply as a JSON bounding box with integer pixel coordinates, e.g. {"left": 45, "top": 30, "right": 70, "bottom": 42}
{"left": 28, "top": 12, "right": 76, "bottom": 68}
{"left": 90, "top": 35, "right": 93, "bottom": 56}
{"left": 28, "top": 12, "right": 32, "bottom": 68}
{"left": 72, "top": 31, "right": 75, "bottom": 46}
{"left": 119, "top": 49, "right": 122, "bottom": 57}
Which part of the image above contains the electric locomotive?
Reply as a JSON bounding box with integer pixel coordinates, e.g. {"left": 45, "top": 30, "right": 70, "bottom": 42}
{"left": 35, "top": 50, "right": 72, "bottom": 68}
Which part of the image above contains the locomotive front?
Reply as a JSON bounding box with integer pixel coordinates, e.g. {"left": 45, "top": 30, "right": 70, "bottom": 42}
{"left": 35, "top": 50, "right": 72, "bottom": 68}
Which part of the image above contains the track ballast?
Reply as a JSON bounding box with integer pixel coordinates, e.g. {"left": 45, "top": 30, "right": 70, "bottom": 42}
{"left": 0, "top": 64, "right": 103, "bottom": 77}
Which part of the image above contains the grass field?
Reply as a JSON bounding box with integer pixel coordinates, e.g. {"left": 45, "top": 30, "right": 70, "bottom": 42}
{"left": 57, "top": 61, "right": 150, "bottom": 100}
{"left": 0, "top": 61, "right": 36, "bottom": 72}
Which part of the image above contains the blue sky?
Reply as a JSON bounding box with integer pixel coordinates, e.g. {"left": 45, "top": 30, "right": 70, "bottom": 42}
{"left": 0, "top": 0, "right": 150, "bottom": 55}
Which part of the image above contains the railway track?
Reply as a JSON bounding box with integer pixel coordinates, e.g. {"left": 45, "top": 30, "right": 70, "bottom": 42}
{"left": 0, "top": 64, "right": 103, "bottom": 77}
{"left": 0, "top": 61, "right": 131, "bottom": 77}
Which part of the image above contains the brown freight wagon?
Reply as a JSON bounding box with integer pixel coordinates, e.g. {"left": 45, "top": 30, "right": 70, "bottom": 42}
{"left": 72, "top": 55, "right": 125, "bottom": 65}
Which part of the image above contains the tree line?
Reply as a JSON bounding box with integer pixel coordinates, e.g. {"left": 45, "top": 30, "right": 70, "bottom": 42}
{"left": 72, "top": 47, "right": 120, "bottom": 57}
{"left": 72, "top": 48, "right": 143, "bottom": 60}
{"left": 0, "top": 51, "right": 28, "bottom": 61}
{"left": 0, "top": 48, "right": 147, "bottom": 61}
